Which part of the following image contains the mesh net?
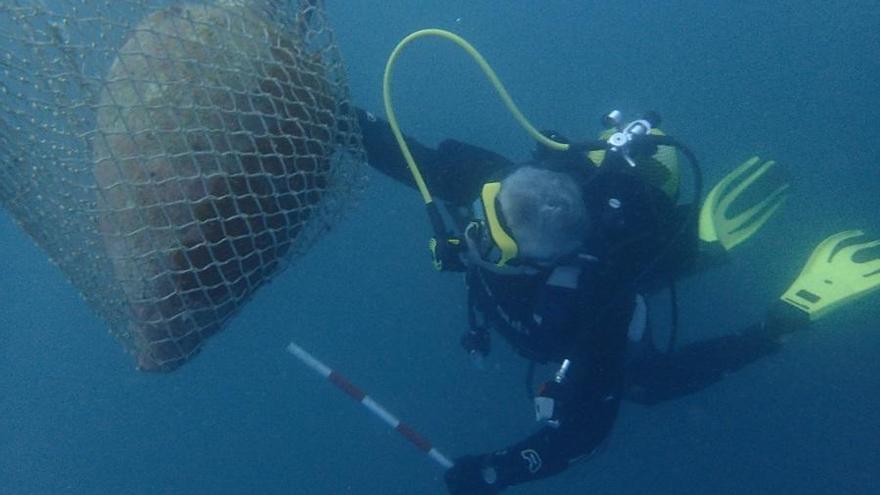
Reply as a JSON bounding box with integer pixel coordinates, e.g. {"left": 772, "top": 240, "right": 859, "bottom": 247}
{"left": 0, "top": 0, "right": 364, "bottom": 371}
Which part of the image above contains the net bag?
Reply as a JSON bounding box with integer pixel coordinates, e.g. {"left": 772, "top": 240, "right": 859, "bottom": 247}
{"left": 0, "top": 0, "right": 364, "bottom": 371}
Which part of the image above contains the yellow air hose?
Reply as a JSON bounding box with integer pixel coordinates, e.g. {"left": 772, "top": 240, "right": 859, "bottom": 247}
{"left": 382, "top": 28, "right": 570, "bottom": 206}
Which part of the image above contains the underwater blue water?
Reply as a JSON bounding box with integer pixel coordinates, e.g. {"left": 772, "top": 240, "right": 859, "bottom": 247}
{"left": 2, "top": 1, "right": 879, "bottom": 493}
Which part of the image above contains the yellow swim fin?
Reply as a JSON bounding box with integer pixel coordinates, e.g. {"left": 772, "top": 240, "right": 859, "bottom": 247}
{"left": 781, "top": 231, "right": 880, "bottom": 321}
{"left": 699, "top": 156, "right": 790, "bottom": 251}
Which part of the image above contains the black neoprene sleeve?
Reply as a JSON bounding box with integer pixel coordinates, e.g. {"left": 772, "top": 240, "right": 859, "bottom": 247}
{"left": 356, "top": 108, "right": 513, "bottom": 205}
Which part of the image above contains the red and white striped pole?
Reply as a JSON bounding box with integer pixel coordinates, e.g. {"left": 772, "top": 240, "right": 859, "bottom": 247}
{"left": 286, "top": 341, "right": 454, "bottom": 469}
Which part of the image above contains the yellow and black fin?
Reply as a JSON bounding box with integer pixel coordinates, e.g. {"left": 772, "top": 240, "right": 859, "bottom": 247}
{"left": 781, "top": 231, "right": 880, "bottom": 321}
{"left": 699, "top": 156, "right": 790, "bottom": 251}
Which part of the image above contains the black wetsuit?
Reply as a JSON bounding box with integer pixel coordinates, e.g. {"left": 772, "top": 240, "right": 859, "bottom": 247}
{"left": 356, "top": 109, "right": 805, "bottom": 491}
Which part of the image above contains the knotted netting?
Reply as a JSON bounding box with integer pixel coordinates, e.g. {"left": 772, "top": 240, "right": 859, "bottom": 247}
{"left": 0, "top": 0, "right": 364, "bottom": 371}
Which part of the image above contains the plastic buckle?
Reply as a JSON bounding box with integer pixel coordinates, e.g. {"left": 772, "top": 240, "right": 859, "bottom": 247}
{"left": 430, "top": 237, "right": 463, "bottom": 272}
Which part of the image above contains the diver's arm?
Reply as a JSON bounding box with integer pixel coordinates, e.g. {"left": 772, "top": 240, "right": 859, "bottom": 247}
{"left": 446, "top": 285, "right": 628, "bottom": 493}
{"left": 356, "top": 108, "right": 513, "bottom": 205}
{"left": 494, "top": 266, "right": 628, "bottom": 486}
{"left": 503, "top": 366, "right": 621, "bottom": 485}
{"left": 445, "top": 357, "right": 622, "bottom": 493}
{"left": 356, "top": 108, "right": 437, "bottom": 192}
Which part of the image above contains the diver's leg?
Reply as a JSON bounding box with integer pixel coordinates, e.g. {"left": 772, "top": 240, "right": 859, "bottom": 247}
{"left": 628, "top": 230, "right": 880, "bottom": 405}
{"left": 625, "top": 320, "right": 785, "bottom": 405}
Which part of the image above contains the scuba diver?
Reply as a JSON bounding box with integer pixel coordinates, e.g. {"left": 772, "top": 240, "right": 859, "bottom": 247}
{"left": 356, "top": 106, "right": 880, "bottom": 495}
{"left": 354, "top": 29, "right": 880, "bottom": 495}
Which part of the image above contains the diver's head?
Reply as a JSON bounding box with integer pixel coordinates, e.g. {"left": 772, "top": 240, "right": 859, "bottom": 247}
{"left": 465, "top": 166, "right": 589, "bottom": 274}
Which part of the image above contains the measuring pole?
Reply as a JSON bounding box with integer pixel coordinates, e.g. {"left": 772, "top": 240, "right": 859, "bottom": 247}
{"left": 286, "top": 341, "right": 454, "bottom": 469}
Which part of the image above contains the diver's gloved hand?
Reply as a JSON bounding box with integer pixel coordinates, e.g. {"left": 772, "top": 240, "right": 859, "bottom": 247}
{"left": 460, "top": 328, "right": 490, "bottom": 358}
{"left": 444, "top": 455, "right": 503, "bottom": 495}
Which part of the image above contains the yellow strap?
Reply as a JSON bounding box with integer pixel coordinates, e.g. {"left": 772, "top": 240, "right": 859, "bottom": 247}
{"left": 481, "top": 182, "right": 518, "bottom": 266}
{"left": 382, "top": 29, "right": 569, "bottom": 205}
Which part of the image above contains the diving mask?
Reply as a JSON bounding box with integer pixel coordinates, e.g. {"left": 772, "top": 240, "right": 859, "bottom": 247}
{"left": 466, "top": 181, "right": 519, "bottom": 268}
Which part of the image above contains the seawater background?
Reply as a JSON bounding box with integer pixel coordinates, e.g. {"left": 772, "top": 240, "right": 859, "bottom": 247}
{"left": 2, "top": 1, "right": 879, "bottom": 494}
